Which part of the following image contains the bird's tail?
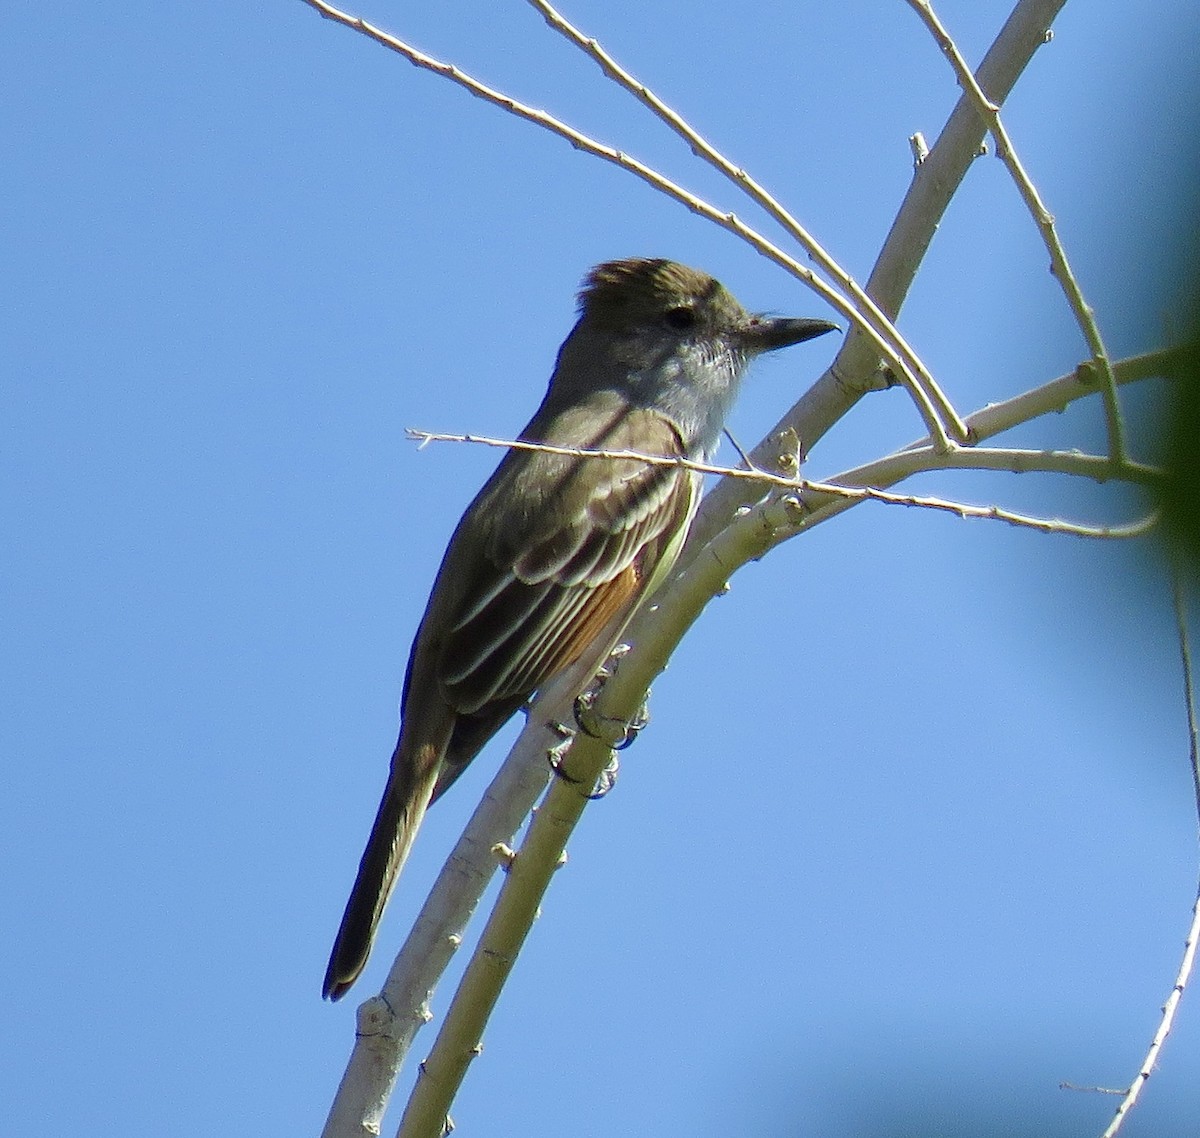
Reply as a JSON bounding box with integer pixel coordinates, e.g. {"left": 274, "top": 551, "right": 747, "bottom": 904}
{"left": 322, "top": 740, "right": 442, "bottom": 1001}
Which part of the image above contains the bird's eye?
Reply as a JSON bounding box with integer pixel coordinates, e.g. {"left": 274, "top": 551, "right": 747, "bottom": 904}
{"left": 664, "top": 306, "right": 696, "bottom": 331}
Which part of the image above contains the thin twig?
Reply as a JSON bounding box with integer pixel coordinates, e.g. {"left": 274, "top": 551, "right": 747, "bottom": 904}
{"left": 1094, "top": 571, "right": 1200, "bottom": 1137}
{"left": 1176, "top": 573, "right": 1200, "bottom": 822}
{"left": 686, "top": 0, "right": 1069, "bottom": 553}
{"left": 526, "top": 0, "right": 968, "bottom": 445}
{"left": 298, "top": 0, "right": 956, "bottom": 448}
{"left": 908, "top": 346, "right": 1190, "bottom": 454}
{"left": 905, "top": 0, "right": 1127, "bottom": 464}
{"left": 407, "top": 429, "right": 1159, "bottom": 492}
{"left": 785, "top": 492, "right": 1157, "bottom": 541}
{"left": 405, "top": 429, "right": 1160, "bottom": 538}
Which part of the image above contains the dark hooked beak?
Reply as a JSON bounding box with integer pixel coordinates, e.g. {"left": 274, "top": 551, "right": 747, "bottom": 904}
{"left": 743, "top": 315, "right": 840, "bottom": 353}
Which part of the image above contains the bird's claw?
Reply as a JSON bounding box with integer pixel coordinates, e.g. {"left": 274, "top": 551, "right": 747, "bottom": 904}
{"left": 546, "top": 735, "right": 621, "bottom": 799}
{"left": 586, "top": 753, "right": 620, "bottom": 799}
{"left": 572, "top": 691, "right": 650, "bottom": 751}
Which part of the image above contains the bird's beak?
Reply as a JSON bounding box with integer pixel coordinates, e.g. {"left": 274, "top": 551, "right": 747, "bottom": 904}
{"left": 743, "top": 316, "right": 840, "bottom": 353}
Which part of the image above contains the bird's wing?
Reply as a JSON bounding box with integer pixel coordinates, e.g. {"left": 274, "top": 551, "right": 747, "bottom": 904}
{"left": 437, "top": 400, "right": 698, "bottom": 715}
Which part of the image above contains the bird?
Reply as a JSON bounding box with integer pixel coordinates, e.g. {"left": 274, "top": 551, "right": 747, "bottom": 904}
{"left": 323, "top": 257, "right": 837, "bottom": 999}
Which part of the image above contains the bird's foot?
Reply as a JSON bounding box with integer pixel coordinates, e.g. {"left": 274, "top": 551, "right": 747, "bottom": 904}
{"left": 572, "top": 689, "right": 650, "bottom": 751}
{"left": 545, "top": 728, "right": 621, "bottom": 799}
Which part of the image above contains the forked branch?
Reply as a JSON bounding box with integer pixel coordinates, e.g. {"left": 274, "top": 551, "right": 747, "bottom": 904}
{"left": 906, "top": 0, "right": 1127, "bottom": 464}
{"left": 298, "top": 0, "right": 961, "bottom": 448}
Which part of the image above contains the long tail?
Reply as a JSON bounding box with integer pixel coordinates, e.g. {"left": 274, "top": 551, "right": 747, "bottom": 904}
{"left": 322, "top": 740, "right": 442, "bottom": 1001}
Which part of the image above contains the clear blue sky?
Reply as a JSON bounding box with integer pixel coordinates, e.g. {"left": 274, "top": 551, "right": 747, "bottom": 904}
{"left": 4, "top": 2, "right": 1199, "bottom": 1135}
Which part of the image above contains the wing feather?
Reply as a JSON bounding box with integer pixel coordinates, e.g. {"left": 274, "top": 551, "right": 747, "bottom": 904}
{"left": 436, "top": 399, "right": 698, "bottom": 715}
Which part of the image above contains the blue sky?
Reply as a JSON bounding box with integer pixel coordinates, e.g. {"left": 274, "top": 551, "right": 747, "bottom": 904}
{"left": 4, "top": 2, "right": 1199, "bottom": 1135}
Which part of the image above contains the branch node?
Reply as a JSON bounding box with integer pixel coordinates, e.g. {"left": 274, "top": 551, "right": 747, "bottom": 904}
{"left": 491, "top": 843, "right": 517, "bottom": 871}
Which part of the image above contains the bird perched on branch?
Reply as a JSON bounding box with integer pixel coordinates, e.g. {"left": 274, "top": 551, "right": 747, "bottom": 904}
{"left": 323, "top": 257, "right": 837, "bottom": 1000}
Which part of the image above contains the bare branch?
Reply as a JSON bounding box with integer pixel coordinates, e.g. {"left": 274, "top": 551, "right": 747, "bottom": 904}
{"left": 404, "top": 429, "right": 1161, "bottom": 538}
{"left": 303, "top": 3, "right": 1160, "bottom": 1134}
{"left": 392, "top": 706, "right": 602, "bottom": 1138}
{"left": 1091, "top": 582, "right": 1200, "bottom": 1135}
{"left": 407, "top": 427, "right": 1159, "bottom": 487}
{"left": 526, "top": 0, "right": 968, "bottom": 445}
{"left": 686, "top": 0, "right": 1070, "bottom": 552}
{"left": 788, "top": 492, "right": 1156, "bottom": 540}
{"left": 1097, "top": 880, "right": 1198, "bottom": 1138}
{"left": 335, "top": 348, "right": 1161, "bottom": 1136}
{"left": 297, "top": 0, "right": 957, "bottom": 446}
{"left": 906, "top": 0, "right": 1128, "bottom": 464}
{"left": 915, "top": 346, "right": 1189, "bottom": 450}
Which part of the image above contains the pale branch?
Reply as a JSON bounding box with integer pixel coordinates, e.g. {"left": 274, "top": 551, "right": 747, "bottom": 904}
{"left": 407, "top": 427, "right": 1160, "bottom": 491}
{"left": 685, "top": 0, "right": 1069, "bottom": 554}
{"left": 888, "top": 444, "right": 1155, "bottom": 485}
{"left": 1099, "top": 806, "right": 1200, "bottom": 1138}
{"left": 405, "top": 342, "right": 1176, "bottom": 526}
{"left": 372, "top": 349, "right": 1163, "bottom": 1137}
{"left": 319, "top": 718, "right": 556, "bottom": 1138}
{"left": 393, "top": 474, "right": 758, "bottom": 1138}
{"left": 415, "top": 340, "right": 1192, "bottom": 478}
{"left": 906, "top": 346, "right": 1189, "bottom": 453}
{"left": 905, "top": 0, "right": 1127, "bottom": 465}
{"left": 766, "top": 346, "right": 1182, "bottom": 545}
{"left": 391, "top": 732, "right": 600, "bottom": 1138}
{"left": 310, "top": 2, "right": 1112, "bottom": 1133}
{"left": 1097, "top": 885, "right": 1200, "bottom": 1138}
{"left": 777, "top": 449, "right": 1149, "bottom": 545}
{"left": 298, "top": 0, "right": 957, "bottom": 446}
{"left": 1094, "top": 569, "right": 1200, "bottom": 1137}
{"left": 785, "top": 492, "right": 1157, "bottom": 542}
{"left": 405, "top": 429, "right": 1161, "bottom": 539}
{"left": 525, "top": 0, "right": 968, "bottom": 445}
